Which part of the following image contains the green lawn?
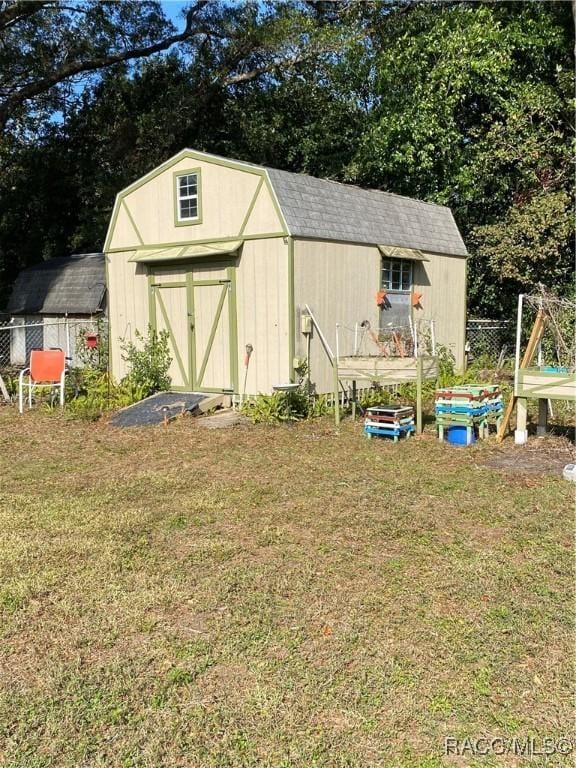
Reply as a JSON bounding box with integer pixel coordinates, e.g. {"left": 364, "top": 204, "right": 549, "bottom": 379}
{"left": 0, "top": 409, "right": 573, "bottom": 767}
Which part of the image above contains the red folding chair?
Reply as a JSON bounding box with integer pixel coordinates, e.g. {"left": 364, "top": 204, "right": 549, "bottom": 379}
{"left": 19, "top": 349, "right": 66, "bottom": 413}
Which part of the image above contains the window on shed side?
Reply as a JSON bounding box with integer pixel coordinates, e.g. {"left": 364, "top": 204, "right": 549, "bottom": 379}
{"left": 381, "top": 258, "right": 412, "bottom": 292}
{"left": 176, "top": 173, "right": 199, "bottom": 221}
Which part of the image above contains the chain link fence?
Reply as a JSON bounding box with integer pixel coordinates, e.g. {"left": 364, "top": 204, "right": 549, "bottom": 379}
{"left": 466, "top": 318, "right": 514, "bottom": 363}
{"left": 0, "top": 316, "right": 107, "bottom": 373}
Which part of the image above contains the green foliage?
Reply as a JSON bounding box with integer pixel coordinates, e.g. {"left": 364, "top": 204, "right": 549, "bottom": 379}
{"left": 0, "top": 2, "right": 572, "bottom": 320}
{"left": 241, "top": 363, "right": 330, "bottom": 424}
{"left": 349, "top": 3, "right": 573, "bottom": 316}
{"left": 120, "top": 327, "right": 172, "bottom": 397}
{"left": 57, "top": 325, "right": 171, "bottom": 422}
{"left": 64, "top": 369, "right": 145, "bottom": 422}
{"left": 0, "top": 1, "right": 346, "bottom": 302}
{"left": 241, "top": 389, "right": 308, "bottom": 425}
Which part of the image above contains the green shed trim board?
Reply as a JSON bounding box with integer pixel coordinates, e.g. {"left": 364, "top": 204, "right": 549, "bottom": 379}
{"left": 130, "top": 240, "right": 243, "bottom": 263}
{"left": 288, "top": 236, "right": 295, "bottom": 383}
{"left": 238, "top": 176, "right": 265, "bottom": 236}
{"left": 121, "top": 199, "right": 144, "bottom": 245}
{"left": 107, "top": 233, "right": 286, "bottom": 254}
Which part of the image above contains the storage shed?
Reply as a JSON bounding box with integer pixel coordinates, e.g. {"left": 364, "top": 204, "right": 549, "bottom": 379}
{"left": 105, "top": 150, "right": 467, "bottom": 398}
{"left": 6, "top": 253, "right": 106, "bottom": 365}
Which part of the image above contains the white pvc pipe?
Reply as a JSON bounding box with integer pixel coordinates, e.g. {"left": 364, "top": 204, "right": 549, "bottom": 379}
{"left": 409, "top": 316, "right": 418, "bottom": 357}
{"left": 514, "top": 294, "right": 523, "bottom": 397}
{"left": 537, "top": 295, "right": 543, "bottom": 366}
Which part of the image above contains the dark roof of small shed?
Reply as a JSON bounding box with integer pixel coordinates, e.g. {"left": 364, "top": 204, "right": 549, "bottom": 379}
{"left": 7, "top": 253, "right": 106, "bottom": 315}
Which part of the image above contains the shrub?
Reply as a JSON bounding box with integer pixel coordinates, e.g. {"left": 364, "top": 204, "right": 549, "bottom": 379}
{"left": 120, "top": 327, "right": 172, "bottom": 397}
{"left": 241, "top": 362, "right": 330, "bottom": 424}
{"left": 64, "top": 370, "right": 145, "bottom": 421}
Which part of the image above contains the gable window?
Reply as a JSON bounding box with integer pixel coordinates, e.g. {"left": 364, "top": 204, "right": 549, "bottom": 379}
{"left": 381, "top": 257, "right": 412, "bottom": 292}
{"left": 176, "top": 172, "right": 200, "bottom": 222}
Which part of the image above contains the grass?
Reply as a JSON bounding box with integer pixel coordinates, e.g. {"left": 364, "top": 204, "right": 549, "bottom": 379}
{"left": 0, "top": 407, "right": 573, "bottom": 767}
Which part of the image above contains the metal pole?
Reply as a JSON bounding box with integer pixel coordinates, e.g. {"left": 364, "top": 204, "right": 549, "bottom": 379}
{"left": 65, "top": 315, "right": 70, "bottom": 358}
{"left": 304, "top": 304, "right": 335, "bottom": 361}
{"left": 333, "top": 360, "right": 340, "bottom": 428}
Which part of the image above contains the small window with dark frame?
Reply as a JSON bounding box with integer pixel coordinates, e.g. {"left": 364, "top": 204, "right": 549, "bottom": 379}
{"left": 177, "top": 173, "right": 199, "bottom": 221}
{"left": 381, "top": 257, "right": 412, "bottom": 292}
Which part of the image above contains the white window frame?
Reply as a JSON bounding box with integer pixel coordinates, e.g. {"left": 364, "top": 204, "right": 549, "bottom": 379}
{"left": 175, "top": 171, "right": 201, "bottom": 224}
{"left": 381, "top": 257, "right": 413, "bottom": 292}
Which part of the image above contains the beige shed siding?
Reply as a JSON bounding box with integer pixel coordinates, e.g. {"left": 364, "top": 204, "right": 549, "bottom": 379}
{"left": 109, "top": 202, "right": 144, "bottom": 250}
{"left": 107, "top": 240, "right": 289, "bottom": 393}
{"left": 412, "top": 253, "right": 466, "bottom": 369}
{"left": 108, "top": 156, "right": 284, "bottom": 251}
{"left": 235, "top": 238, "right": 290, "bottom": 395}
{"left": 106, "top": 251, "right": 149, "bottom": 380}
{"left": 241, "top": 181, "right": 284, "bottom": 237}
{"left": 293, "top": 240, "right": 466, "bottom": 394}
{"left": 293, "top": 239, "right": 381, "bottom": 394}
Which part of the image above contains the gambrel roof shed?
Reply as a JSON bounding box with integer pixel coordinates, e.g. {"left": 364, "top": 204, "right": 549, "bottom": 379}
{"left": 265, "top": 168, "right": 467, "bottom": 257}
{"left": 105, "top": 149, "right": 467, "bottom": 397}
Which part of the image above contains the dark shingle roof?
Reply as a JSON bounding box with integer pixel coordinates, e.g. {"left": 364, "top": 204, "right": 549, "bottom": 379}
{"left": 266, "top": 168, "right": 467, "bottom": 256}
{"left": 7, "top": 253, "right": 106, "bottom": 315}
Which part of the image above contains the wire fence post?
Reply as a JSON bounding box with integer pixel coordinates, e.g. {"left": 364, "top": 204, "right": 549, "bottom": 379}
{"left": 416, "top": 356, "right": 423, "bottom": 435}
{"left": 65, "top": 315, "right": 70, "bottom": 358}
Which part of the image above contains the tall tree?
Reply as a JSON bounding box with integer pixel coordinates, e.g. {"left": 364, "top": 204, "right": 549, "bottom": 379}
{"left": 348, "top": 1, "right": 574, "bottom": 315}
{"left": 0, "top": 0, "right": 351, "bottom": 304}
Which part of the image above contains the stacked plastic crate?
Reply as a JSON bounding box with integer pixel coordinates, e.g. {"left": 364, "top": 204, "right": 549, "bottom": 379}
{"left": 364, "top": 405, "right": 415, "bottom": 442}
{"left": 435, "top": 385, "right": 504, "bottom": 445}
{"left": 480, "top": 385, "right": 505, "bottom": 434}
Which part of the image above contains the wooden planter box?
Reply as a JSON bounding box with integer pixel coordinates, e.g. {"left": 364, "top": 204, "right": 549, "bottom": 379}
{"left": 516, "top": 367, "right": 576, "bottom": 401}
{"left": 337, "top": 355, "right": 438, "bottom": 385}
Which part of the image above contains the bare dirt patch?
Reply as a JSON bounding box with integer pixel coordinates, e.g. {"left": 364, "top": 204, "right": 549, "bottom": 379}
{"left": 476, "top": 435, "right": 575, "bottom": 476}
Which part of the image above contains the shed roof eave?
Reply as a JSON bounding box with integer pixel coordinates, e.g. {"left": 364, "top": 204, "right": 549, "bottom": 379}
{"left": 289, "top": 234, "right": 468, "bottom": 257}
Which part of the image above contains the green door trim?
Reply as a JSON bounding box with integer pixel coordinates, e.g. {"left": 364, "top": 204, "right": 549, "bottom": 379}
{"left": 186, "top": 271, "right": 196, "bottom": 388}
{"left": 227, "top": 263, "right": 239, "bottom": 393}
{"left": 148, "top": 261, "right": 239, "bottom": 394}
{"left": 154, "top": 286, "right": 190, "bottom": 388}
{"left": 195, "top": 282, "right": 229, "bottom": 388}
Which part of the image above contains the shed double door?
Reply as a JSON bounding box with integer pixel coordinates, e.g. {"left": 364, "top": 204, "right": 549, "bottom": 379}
{"left": 149, "top": 261, "right": 237, "bottom": 393}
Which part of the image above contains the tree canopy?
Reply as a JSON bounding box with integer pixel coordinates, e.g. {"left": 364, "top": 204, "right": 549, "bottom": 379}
{"left": 0, "top": 0, "right": 573, "bottom": 317}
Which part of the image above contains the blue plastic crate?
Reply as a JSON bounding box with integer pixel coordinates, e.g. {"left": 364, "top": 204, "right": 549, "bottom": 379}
{"left": 364, "top": 423, "right": 415, "bottom": 440}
